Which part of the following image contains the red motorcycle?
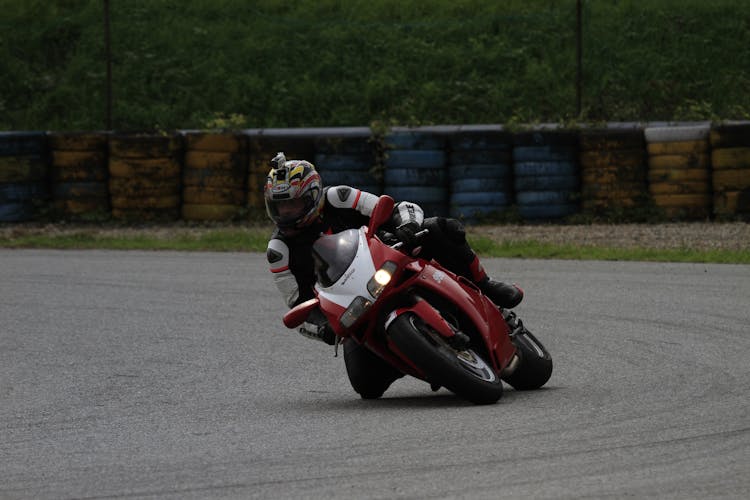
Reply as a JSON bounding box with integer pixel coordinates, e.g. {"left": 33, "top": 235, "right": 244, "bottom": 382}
{"left": 283, "top": 195, "right": 552, "bottom": 404}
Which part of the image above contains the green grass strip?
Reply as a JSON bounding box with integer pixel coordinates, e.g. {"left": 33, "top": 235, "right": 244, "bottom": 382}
{"left": 0, "top": 229, "right": 270, "bottom": 252}
{"left": 467, "top": 236, "right": 750, "bottom": 264}
{"left": 1, "top": 230, "right": 748, "bottom": 264}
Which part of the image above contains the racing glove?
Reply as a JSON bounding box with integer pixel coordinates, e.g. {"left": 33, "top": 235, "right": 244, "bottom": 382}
{"left": 376, "top": 229, "right": 400, "bottom": 245}
{"left": 395, "top": 221, "right": 421, "bottom": 250}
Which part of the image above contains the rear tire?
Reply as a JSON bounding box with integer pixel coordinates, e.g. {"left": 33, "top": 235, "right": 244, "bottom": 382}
{"left": 387, "top": 313, "right": 503, "bottom": 405}
{"left": 502, "top": 328, "right": 553, "bottom": 390}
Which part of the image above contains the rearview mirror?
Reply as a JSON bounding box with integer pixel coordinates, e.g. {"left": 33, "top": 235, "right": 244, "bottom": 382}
{"left": 367, "top": 195, "right": 395, "bottom": 235}
{"left": 282, "top": 298, "right": 319, "bottom": 328}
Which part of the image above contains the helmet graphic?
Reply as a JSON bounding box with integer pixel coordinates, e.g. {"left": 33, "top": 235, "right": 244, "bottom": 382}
{"left": 264, "top": 152, "right": 324, "bottom": 230}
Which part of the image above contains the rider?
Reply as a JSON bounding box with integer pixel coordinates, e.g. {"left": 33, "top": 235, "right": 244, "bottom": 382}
{"left": 264, "top": 151, "right": 523, "bottom": 347}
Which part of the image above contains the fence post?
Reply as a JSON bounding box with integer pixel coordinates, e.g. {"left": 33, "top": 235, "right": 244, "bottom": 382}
{"left": 104, "top": 0, "right": 112, "bottom": 130}
{"left": 576, "top": 0, "right": 583, "bottom": 117}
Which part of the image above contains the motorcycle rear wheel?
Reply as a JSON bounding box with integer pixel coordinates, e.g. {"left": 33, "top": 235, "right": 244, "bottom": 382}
{"left": 502, "top": 329, "right": 553, "bottom": 390}
{"left": 387, "top": 313, "right": 503, "bottom": 405}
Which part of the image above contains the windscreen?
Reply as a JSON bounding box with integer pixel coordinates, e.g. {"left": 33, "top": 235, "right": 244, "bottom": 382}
{"left": 312, "top": 229, "right": 360, "bottom": 287}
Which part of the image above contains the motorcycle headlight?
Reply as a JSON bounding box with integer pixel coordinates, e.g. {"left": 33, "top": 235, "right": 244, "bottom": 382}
{"left": 367, "top": 261, "right": 398, "bottom": 298}
{"left": 340, "top": 296, "right": 372, "bottom": 329}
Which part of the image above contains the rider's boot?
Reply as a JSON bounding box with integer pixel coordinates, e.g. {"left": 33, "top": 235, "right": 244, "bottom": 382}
{"left": 469, "top": 256, "right": 524, "bottom": 309}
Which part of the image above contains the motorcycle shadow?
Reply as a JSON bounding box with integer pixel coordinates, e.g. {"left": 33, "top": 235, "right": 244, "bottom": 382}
{"left": 302, "top": 387, "right": 542, "bottom": 410}
{"left": 371, "top": 386, "right": 555, "bottom": 408}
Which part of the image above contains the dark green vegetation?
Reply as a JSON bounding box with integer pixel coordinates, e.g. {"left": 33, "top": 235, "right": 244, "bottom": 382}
{"left": 1, "top": 0, "right": 748, "bottom": 131}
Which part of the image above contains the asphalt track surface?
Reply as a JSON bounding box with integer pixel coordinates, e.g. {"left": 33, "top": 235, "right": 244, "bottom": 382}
{"left": 1, "top": 249, "right": 748, "bottom": 499}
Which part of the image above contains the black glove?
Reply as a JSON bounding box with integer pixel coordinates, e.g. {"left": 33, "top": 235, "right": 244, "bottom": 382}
{"left": 377, "top": 229, "right": 399, "bottom": 245}
{"left": 395, "top": 221, "right": 421, "bottom": 249}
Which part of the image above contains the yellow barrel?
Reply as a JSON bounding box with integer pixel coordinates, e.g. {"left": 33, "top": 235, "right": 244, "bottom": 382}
{"left": 181, "top": 132, "right": 247, "bottom": 221}
{"left": 578, "top": 128, "right": 647, "bottom": 215}
{"left": 710, "top": 123, "right": 750, "bottom": 219}
{"left": 645, "top": 125, "right": 711, "bottom": 219}
{"left": 108, "top": 133, "right": 182, "bottom": 220}
{"left": 48, "top": 132, "right": 109, "bottom": 219}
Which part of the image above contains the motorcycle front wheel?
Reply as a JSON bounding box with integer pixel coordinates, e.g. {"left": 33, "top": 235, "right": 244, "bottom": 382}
{"left": 387, "top": 312, "right": 503, "bottom": 405}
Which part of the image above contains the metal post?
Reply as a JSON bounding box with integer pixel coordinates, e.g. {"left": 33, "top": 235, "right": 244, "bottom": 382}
{"left": 576, "top": 0, "right": 583, "bottom": 117}
{"left": 104, "top": 0, "right": 112, "bottom": 130}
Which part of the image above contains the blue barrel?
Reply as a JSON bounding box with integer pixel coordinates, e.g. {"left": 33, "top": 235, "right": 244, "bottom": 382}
{"left": 447, "top": 129, "right": 513, "bottom": 223}
{"left": 512, "top": 130, "right": 580, "bottom": 220}
{"left": 314, "top": 128, "right": 380, "bottom": 195}
{"left": 0, "top": 132, "right": 48, "bottom": 221}
{"left": 383, "top": 129, "right": 448, "bottom": 217}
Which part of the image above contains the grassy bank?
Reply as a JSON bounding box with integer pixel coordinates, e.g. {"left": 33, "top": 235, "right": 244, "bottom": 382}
{"left": 1, "top": 224, "right": 748, "bottom": 264}
{"left": 1, "top": 0, "right": 748, "bottom": 131}
{"left": 469, "top": 237, "right": 750, "bottom": 264}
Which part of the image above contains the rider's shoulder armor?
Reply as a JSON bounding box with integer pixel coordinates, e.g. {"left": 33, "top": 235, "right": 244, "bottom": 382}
{"left": 266, "top": 236, "right": 290, "bottom": 273}
{"left": 325, "top": 185, "right": 378, "bottom": 216}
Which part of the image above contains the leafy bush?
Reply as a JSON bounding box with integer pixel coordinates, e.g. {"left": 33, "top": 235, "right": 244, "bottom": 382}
{"left": 0, "top": 0, "right": 748, "bottom": 130}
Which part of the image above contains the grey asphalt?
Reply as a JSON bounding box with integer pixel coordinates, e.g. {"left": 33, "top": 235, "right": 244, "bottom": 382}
{"left": 1, "top": 249, "right": 748, "bottom": 499}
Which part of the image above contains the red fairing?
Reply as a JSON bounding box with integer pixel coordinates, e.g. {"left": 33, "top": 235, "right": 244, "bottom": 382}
{"left": 366, "top": 235, "right": 515, "bottom": 371}
{"left": 283, "top": 298, "right": 319, "bottom": 328}
{"left": 413, "top": 263, "right": 516, "bottom": 370}
{"left": 318, "top": 295, "right": 348, "bottom": 336}
{"left": 367, "top": 235, "right": 409, "bottom": 267}
{"left": 388, "top": 299, "right": 456, "bottom": 339}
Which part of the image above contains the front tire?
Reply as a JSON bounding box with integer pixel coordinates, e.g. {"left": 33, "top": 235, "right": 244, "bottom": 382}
{"left": 387, "top": 313, "right": 503, "bottom": 405}
{"left": 343, "top": 339, "right": 403, "bottom": 399}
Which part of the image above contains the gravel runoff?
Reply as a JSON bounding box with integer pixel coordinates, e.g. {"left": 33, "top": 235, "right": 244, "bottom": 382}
{"left": 470, "top": 222, "right": 750, "bottom": 251}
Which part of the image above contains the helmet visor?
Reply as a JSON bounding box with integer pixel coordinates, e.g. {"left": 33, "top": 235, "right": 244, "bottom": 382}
{"left": 267, "top": 195, "right": 313, "bottom": 227}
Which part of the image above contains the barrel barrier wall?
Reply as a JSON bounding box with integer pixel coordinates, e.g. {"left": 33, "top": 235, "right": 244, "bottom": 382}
{"left": 447, "top": 128, "right": 513, "bottom": 223}
{"left": 383, "top": 129, "right": 449, "bottom": 218}
{"left": 0, "top": 132, "right": 48, "bottom": 222}
{"left": 0, "top": 123, "right": 748, "bottom": 223}
{"left": 645, "top": 125, "right": 712, "bottom": 220}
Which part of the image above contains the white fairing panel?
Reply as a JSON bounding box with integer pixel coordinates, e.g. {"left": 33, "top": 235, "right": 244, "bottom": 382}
{"left": 315, "top": 227, "right": 376, "bottom": 308}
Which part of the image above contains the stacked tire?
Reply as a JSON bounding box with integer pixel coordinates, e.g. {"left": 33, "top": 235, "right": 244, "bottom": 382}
{"left": 181, "top": 132, "right": 247, "bottom": 221}
{"left": 246, "top": 131, "right": 316, "bottom": 217}
{"left": 0, "top": 132, "right": 48, "bottom": 222}
{"left": 48, "top": 132, "right": 109, "bottom": 219}
{"left": 513, "top": 130, "right": 579, "bottom": 220}
{"left": 710, "top": 122, "right": 750, "bottom": 220}
{"left": 579, "top": 128, "right": 648, "bottom": 215}
{"left": 447, "top": 129, "right": 513, "bottom": 222}
{"left": 314, "top": 129, "right": 379, "bottom": 194}
{"left": 108, "top": 133, "right": 182, "bottom": 221}
{"left": 645, "top": 125, "right": 711, "bottom": 220}
{"left": 384, "top": 129, "right": 448, "bottom": 217}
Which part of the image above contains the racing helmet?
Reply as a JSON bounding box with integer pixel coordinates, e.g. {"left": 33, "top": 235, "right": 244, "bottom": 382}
{"left": 264, "top": 152, "right": 324, "bottom": 230}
